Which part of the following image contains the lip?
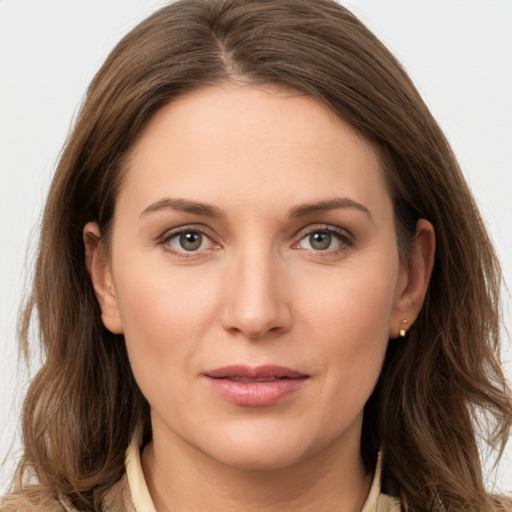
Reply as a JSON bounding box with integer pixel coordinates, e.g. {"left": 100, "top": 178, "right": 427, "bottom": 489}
{"left": 203, "top": 365, "right": 309, "bottom": 407}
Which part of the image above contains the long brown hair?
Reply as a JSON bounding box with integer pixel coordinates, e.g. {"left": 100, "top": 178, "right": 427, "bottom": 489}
{"left": 4, "top": 0, "right": 511, "bottom": 510}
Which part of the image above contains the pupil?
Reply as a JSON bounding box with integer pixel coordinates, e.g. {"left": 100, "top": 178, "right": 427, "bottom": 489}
{"left": 180, "top": 232, "right": 202, "bottom": 251}
{"left": 310, "top": 232, "right": 331, "bottom": 250}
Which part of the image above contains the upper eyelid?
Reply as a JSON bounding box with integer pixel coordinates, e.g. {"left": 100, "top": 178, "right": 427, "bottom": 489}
{"left": 159, "top": 224, "right": 215, "bottom": 241}
{"left": 295, "top": 224, "right": 353, "bottom": 240}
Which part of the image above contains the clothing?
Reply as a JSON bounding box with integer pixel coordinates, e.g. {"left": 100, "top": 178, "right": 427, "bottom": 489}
{"left": 62, "top": 438, "right": 401, "bottom": 512}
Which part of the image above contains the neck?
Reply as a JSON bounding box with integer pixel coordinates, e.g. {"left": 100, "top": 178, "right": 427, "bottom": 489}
{"left": 141, "top": 425, "right": 373, "bottom": 512}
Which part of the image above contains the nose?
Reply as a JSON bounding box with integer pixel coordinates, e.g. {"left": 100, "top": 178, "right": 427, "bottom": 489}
{"left": 221, "top": 246, "right": 292, "bottom": 340}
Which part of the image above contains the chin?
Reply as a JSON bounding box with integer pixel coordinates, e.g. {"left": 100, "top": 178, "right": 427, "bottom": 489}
{"left": 195, "top": 423, "right": 327, "bottom": 472}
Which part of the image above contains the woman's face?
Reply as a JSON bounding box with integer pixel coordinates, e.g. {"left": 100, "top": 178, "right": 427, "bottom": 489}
{"left": 88, "top": 85, "right": 426, "bottom": 470}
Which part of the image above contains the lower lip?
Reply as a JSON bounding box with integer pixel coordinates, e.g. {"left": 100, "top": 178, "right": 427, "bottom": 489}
{"left": 205, "top": 377, "right": 307, "bottom": 407}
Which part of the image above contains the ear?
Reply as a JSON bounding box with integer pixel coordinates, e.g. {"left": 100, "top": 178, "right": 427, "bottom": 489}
{"left": 83, "top": 222, "right": 124, "bottom": 334}
{"left": 389, "top": 219, "right": 436, "bottom": 338}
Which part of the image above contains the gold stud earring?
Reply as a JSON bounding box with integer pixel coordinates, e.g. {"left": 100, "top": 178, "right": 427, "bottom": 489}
{"left": 399, "top": 319, "right": 408, "bottom": 337}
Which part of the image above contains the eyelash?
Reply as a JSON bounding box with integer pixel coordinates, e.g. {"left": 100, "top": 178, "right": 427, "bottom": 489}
{"left": 159, "top": 224, "right": 354, "bottom": 258}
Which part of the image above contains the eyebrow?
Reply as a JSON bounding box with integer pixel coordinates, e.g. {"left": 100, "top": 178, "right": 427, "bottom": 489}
{"left": 289, "top": 197, "right": 372, "bottom": 219}
{"left": 140, "top": 198, "right": 223, "bottom": 218}
{"left": 140, "top": 196, "right": 371, "bottom": 220}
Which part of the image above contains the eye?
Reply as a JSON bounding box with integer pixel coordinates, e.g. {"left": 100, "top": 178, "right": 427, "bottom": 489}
{"left": 296, "top": 228, "right": 352, "bottom": 252}
{"left": 165, "top": 230, "right": 214, "bottom": 253}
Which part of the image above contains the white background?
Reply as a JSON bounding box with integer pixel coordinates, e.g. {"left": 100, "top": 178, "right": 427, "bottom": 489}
{"left": 1, "top": 0, "right": 510, "bottom": 495}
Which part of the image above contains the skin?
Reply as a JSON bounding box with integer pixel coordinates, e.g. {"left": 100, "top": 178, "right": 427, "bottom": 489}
{"left": 85, "top": 85, "right": 435, "bottom": 512}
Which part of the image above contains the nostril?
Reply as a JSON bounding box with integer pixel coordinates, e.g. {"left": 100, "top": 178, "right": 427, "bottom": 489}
{"left": 246, "top": 326, "right": 282, "bottom": 341}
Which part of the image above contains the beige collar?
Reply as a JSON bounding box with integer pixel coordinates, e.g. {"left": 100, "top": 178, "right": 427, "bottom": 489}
{"left": 114, "top": 437, "right": 401, "bottom": 512}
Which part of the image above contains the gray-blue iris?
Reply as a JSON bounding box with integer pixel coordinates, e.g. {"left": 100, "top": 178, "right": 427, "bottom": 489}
{"left": 180, "top": 232, "right": 202, "bottom": 251}
{"left": 310, "top": 232, "right": 331, "bottom": 250}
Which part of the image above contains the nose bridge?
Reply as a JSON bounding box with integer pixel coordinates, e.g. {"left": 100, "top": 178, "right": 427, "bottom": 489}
{"left": 222, "top": 239, "right": 290, "bottom": 339}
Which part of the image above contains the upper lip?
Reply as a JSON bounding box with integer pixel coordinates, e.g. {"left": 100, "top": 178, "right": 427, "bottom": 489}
{"left": 204, "top": 365, "right": 308, "bottom": 380}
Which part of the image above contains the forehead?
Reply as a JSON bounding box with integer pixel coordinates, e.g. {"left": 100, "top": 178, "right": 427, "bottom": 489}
{"left": 117, "top": 84, "right": 391, "bottom": 220}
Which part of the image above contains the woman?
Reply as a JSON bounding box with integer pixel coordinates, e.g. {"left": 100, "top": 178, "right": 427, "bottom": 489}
{"left": 2, "top": 0, "right": 511, "bottom": 510}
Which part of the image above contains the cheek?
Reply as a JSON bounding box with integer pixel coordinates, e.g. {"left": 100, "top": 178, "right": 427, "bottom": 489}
{"left": 296, "top": 262, "right": 397, "bottom": 399}
{"left": 299, "top": 261, "right": 397, "bottom": 346}
{"left": 112, "top": 262, "right": 221, "bottom": 383}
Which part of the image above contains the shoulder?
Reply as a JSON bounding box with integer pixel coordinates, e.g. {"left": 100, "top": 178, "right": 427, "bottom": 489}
{"left": 58, "top": 477, "right": 132, "bottom": 512}
{"left": 494, "top": 496, "right": 512, "bottom": 511}
{"left": 101, "top": 474, "right": 135, "bottom": 512}
{"left": 1, "top": 493, "right": 65, "bottom": 512}
{"left": 1, "top": 481, "right": 130, "bottom": 512}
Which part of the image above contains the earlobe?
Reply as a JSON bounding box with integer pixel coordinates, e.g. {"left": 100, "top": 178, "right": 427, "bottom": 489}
{"left": 83, "top": 222, "right": 124, "bottom": 334}
{"left": 390, "top": 219, "right": 436, "bottom": 338}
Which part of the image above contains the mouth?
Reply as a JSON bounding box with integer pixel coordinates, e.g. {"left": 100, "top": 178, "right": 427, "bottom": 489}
{"left": 203, "top": 365, "right": 309, "bottom": 407}
{"left": 226, "top": 376, "right": 287, "bottom": 382}
{"left": 205, "top": 364, "right": 307, "bottom": 380}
